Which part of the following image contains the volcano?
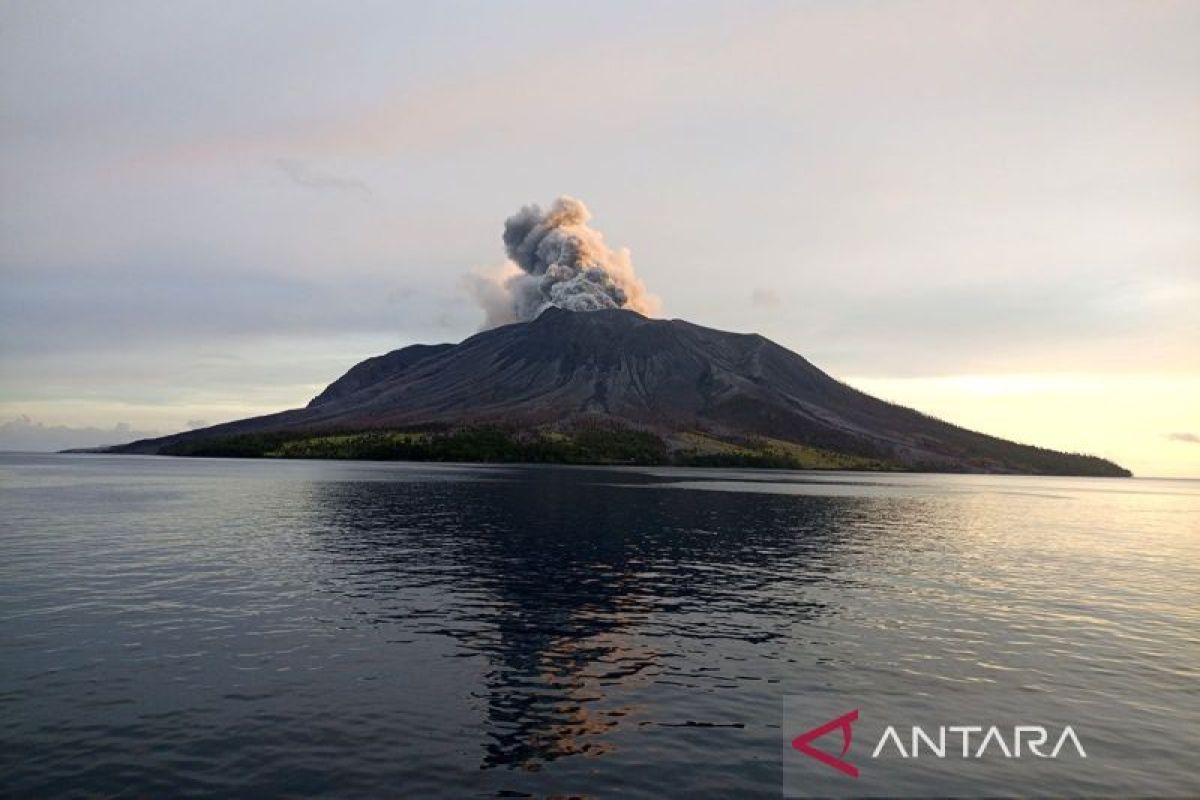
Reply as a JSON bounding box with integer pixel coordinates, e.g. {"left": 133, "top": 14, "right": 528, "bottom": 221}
{"left": 108, "top": 308, "right": 1129, "bottom": 476}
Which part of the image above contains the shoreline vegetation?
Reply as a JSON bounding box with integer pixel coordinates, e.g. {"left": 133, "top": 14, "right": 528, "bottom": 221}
{"left": 133, "top": 425, "right": 1128, "bottom": 475}
{"left": 155, "top": 427, "right": 893, "bottom": 470}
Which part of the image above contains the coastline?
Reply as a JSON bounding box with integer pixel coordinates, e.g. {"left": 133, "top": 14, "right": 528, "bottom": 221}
{"left": 74, "top": 426, "right": 1133, "bottom": 477}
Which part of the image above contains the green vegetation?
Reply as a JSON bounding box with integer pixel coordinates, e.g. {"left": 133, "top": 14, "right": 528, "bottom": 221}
{"left": 162, "top": 426, "right": 668, "bottom": 465}
{"left": 160, "top": 432, "right": 296, "bottom": 458}
{"left": 159, "top": 425, "right": 899, "bottom": 471}
{"left": 671, "top": 432, "right": 896, "bottom": 471}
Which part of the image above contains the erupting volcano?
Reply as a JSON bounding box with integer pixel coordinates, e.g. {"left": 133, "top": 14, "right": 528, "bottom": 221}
{"left": 104, "top": 197, "right": 1129, "bottom": 477}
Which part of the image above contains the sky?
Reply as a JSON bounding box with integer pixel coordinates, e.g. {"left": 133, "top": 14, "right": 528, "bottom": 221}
{"left": 1, "top": 0, "right": 1197, "bottom": 476}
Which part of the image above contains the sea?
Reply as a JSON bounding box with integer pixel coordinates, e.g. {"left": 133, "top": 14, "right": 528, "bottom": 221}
{"left": 2, "top": 453, "right": 1197, "bottom": 797}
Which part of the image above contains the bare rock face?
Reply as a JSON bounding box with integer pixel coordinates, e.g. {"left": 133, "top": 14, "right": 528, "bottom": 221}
{"left": 114, "top": 308, "right": 1129, "bottom": 476}
{"left": 307, "top": 343, "right": 454, "bottom": 409}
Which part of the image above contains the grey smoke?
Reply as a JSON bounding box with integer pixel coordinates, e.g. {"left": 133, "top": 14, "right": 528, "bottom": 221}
{"left": 1167, "top": 432, "right": 1200, "bottom": 444}
{"left": 469, "top": 196, "right": 659, "bottom": 328}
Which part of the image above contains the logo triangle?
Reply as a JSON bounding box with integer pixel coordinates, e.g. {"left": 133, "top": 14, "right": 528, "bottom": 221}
{"left": 791, "top": 709, "right": 859, "bottom": 778}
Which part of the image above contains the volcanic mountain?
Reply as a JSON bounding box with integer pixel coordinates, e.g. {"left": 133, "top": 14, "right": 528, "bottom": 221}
{"left": 110, "top": 308, "right": 1129, "bottom": 476}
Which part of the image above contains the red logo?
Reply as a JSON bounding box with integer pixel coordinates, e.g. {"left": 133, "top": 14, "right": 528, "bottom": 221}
{"left": 792, "top": 709, "right": 860, "bottom": 778}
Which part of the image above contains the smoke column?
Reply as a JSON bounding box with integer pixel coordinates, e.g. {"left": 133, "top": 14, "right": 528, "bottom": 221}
{"left": 468, "top": 196, "right": 659, "bottom": 328}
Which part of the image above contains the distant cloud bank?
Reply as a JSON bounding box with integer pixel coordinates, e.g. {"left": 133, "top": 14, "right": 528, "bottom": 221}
{"left": 1166, "top": 432, "right": 1200, "bottom": 444}
{"left": 0, "top": 416, "right": 160, "bottom": 452}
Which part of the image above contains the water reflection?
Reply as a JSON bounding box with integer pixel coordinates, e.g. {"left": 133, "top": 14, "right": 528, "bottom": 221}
{"left": 301, "top": 467, "right": 862, "bottom": 770}
{"left": 5, "top": 456, "right": 1197, "bottom": 797}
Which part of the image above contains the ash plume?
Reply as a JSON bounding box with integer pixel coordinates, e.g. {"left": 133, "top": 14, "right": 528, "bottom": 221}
{"left": 468, "top": 196, "right": 659, "bottom": 328}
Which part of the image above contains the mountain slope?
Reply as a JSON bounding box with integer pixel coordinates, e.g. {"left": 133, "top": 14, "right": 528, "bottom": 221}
{"left": 110, "top": 308, "right": 1129, "bottom": 476}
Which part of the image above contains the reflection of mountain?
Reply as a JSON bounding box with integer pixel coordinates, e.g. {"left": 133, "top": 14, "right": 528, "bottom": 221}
{"left": 298, "top": 467, "right": 859, "bottom": 770}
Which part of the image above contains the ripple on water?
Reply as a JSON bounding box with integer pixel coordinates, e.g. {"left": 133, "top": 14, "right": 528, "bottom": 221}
{"left": 1, "top": 455, "right": 1198, "bottom": 796}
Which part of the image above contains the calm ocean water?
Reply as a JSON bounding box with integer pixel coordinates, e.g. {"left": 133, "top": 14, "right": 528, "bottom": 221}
{"left": 1, "top": 453, "right": 1197, "bottom": 797}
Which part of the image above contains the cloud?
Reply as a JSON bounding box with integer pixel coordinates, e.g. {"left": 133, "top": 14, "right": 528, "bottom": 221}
{"left": 1167, "top": 432, "right": 1200, "bottom": 444}
{"left": 750, "top": 288, "right": 781, "bottom": 308}
{"left": 755, "top": 275, "right": 1199, "bottom": 377}
{"left": 274, "top": 158, "right": 372, "bottom": 198}
{"left": 0, "top": 262, "right": 453, "bottom": 357}
{"left": 0, "top": 416, "right": 161, "bottom": 452}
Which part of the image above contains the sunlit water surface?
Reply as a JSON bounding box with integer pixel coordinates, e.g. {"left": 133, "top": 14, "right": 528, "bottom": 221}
{"left": 1, "top": 454, "right": 1197, "bottom": 797}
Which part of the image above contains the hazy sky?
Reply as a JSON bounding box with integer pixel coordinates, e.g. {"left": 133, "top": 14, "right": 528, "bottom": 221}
{"left": 1, "top": 1, "right": 1197, "bottom": 476}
